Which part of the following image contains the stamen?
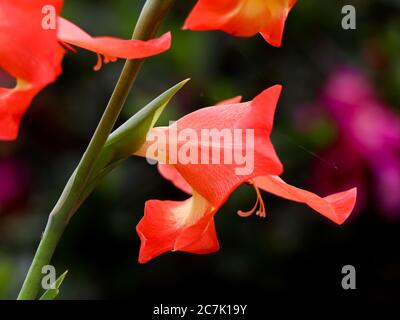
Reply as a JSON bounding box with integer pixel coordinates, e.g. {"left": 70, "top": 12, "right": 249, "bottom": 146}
{"left": 94, "top": 54, "right": 118, "bottom": 71}
{"left": 237, "top": 196, "right": 259, "bottom": 217}
{"left": 237, "top": 182, "right": 267, "bottom": 218}
{"left": 254, "top": 186, "right": 266, "bottom": 218}
{"left": 94, "top": 53, "right": 103, "bottom": 71}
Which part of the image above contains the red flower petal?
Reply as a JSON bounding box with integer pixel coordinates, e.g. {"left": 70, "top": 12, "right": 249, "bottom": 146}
{"left": 0, "top": 0, "right": 63, "bottom": 83}
{"left": 216, "top": 96, "right": 243, "bottom": 106}
{"left": 0, "top": 85, "right": 40, "bottom": 140}
{"left": 253, "top": 175, "right": 357, "bottom": 224}
{"left": 183, "top": 0, "right": 297, "bottom": 47}
{"left": 0, "top": 1, "right": 172, "bottom": 140}
{"left": 158, "top": 163, "right": 192, "bottom": 194}
{"left": 57, "top": 17, "right": 171, "bottom": 64}
{"left": 0, "top": 0, "right": 64, "bottom": 140}
{"left": 235, "top": 85, "right": 281, "bottom": 136}
{"left": 134, "top": 86, "right": 286, "bottom": 262}
{"left": 259, "top": 0, "right": 297, "bottom": 47}
{"left": 156, "top": 94, "right": 245, "bottom": 195}
{"left": 136, "top": 193, "right": 219, "bottom": 263}
{"left": 135, "top": 84, "right": 358, "bottom": 262}
{"left": 136, "top": 85, "right": 283, "bottom": 206}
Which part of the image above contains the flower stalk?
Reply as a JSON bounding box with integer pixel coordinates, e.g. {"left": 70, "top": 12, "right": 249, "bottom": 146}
{"left": 17, "top": 0, "right": 175, "bottom": 300}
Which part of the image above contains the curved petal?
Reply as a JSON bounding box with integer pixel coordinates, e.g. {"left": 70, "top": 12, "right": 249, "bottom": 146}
{"left": 183, "top": 0, "right": 297, "bottom": 46}
{"left": 0, "top": 0, "right": 64, "bottom": 140}
{"left": 0, "top": 0, "right": 63, "bottom": 83}
{"left": 183, "top": 0, "right": 271, "bottom": 37}
{"left": 136, "top": 192, "right": 218, "bottom": 263}
{"left": 253, "top": 175, "right": 357, "bottom": 225}
{"left": 216, "top": 96, "right": 243, "bottom": 106}
{"left": 183, "top": 1, "right": 239, "bottom": 32}
{"left": 0, "top": 84, "right": 42, "bottom": 140}
{"left": 173, "top": 85, "right": 283, "bottom": 205}
{"left": 57, "top": 17, "right": 171, "bottom": 63}
{"left": 259, "top": 0, "right": 297, "bottom": 47}
{"left": 158, "top": 163, "right": 192, "bottom": 194}
{"left": 235, "top": 85, "right": 282, "bottom": 136}
{"left": 135, "top": 85, "right": 284, "bottom": 206}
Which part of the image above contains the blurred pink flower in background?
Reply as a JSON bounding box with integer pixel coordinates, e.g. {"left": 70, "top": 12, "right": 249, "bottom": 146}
{"left": 0, "top": 158, "right": 30, "bottom": 215}
{"left": 305, "top": 67, "right": 400, "bottom": 219}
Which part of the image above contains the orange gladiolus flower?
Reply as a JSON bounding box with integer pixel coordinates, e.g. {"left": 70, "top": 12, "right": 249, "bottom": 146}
{"left": 183, "top": 0, "right": 297, "bottom": 47}
{"left": 0, "top": 0, "right": 171, "bottom": 141}
{"left": 134, "top": 86, "right": 357, "bottom": 263}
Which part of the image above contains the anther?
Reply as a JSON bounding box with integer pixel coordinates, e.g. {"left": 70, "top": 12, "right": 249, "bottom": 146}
{"left": 237, "top": 182, "right": 266, "bottom": 218}
{"left": 94, "top": 53, "right": 103, "bottom": 71}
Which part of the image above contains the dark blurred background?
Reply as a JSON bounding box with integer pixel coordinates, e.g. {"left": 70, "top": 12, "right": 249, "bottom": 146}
{"left": 0, "top": 0, "right": 399, "bottom": 300}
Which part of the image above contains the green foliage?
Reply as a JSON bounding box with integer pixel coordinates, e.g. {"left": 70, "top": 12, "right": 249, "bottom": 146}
{"left": 39, "top": 270, "right": 68, "bottom": 300}
{"left": 72, "top": 79, "right": 189, "bottom": 210}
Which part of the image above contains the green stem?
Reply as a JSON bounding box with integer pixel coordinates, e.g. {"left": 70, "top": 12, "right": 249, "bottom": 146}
{"left": 17, "top": 0, "right": 175, "bottom": 300}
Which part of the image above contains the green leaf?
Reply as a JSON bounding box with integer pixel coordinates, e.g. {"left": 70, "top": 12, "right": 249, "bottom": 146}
{"left": 74, "top": 79, "right": 189, "bottom": 209}
{"left": 96, "top": 78, "right": 189, "bottom": 171}
{"left": 39, "top": 270, "right": 68, "bottom": 300}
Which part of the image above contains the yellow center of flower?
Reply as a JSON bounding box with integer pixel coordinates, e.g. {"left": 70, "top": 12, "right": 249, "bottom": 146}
{"left": 16, "top": 79, "right": 30, "bottom": 89}
{"left": 241, "top": 0, "right": 266, "bottom": 18}
{"left": 173, "top": 191, "right": 212, "bottom": 228}
{"left": 225, "top": 0, "right": 266, "bottom": 22}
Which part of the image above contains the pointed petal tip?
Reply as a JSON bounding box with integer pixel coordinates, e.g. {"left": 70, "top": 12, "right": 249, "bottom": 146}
{"left": 260, "top": 32, "right": 283, "bottom": 47}
{"left": 270, "top": 84, "right": 283, "bottom": 93}
{"left": 332, "top": 187, "right": 357, "bottom": 225}
{"left": 160, "top": 31, "right": 172, "bottom": 47}
{"left": 138, "top": 255, "right": 150, "bottom": 264}
{"left": 254, "top": 84, "right": 283, "bottom": 102}
{"left": 136, "top": 223, "right": 151, "bottom": 264}
{"left": 138, "top": 254, "right": 150, "bottom": 264}
{"left": 58, "top": 18, "right": 172, "bottom": 61}
{"left": 254, "top": 176, "right": 357, "bottom": 226}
